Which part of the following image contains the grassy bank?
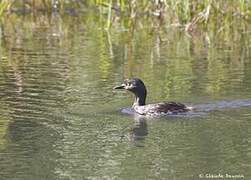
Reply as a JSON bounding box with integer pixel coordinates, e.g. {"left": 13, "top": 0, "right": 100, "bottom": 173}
{"left": 0, "top": 0, "right": 250, "bottom": 32}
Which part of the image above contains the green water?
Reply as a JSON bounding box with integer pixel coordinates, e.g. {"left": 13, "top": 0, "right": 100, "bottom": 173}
{"left": 0, "top": 12, "right": 250, "bottom": 180}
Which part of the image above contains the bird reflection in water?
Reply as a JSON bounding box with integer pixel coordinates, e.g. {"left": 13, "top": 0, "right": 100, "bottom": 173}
{"left": 131, "top": 115, "right": 148, "bottom": 142}
{"left": 120, "top": 113, "right": 148, "bottom": 147}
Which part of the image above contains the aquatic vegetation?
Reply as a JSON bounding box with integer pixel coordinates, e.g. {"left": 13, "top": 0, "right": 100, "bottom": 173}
{"left": 0, "top": 0, "right": 250, "bottom": 31}
{"left": 0, "top": 0, "right": 8, "bottom": 17}
{"left": 0, "top": 0, "right": 250, "bottom": 99}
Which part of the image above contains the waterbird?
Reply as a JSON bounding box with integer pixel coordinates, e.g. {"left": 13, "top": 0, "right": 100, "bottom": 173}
{"left": 114, "top": 78, "right": 192, "bottom": 116}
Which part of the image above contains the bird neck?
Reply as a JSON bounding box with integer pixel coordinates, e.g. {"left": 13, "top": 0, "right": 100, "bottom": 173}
{"left": 132, "top": 90, "right": 146, "bottom": 107}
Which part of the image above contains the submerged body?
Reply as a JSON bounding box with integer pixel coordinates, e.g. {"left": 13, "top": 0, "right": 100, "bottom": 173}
{"left": 114, "top": 78, "right": 191, "bottom": 116}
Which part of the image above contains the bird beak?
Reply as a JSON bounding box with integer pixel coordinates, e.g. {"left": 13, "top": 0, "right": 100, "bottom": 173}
{"left": 113, "top": 83, "right": 126, "bottom": 90}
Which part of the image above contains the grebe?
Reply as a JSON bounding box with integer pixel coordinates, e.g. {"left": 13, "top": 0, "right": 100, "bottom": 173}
{"left": 114, "top": 78, "right": 192, "bottom": 116}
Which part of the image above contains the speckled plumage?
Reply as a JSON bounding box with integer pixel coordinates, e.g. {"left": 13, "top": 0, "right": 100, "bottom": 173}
{"left": 114, "top": 78, "right": 191, "bottom": 116}
{"left": 134, "top": 102, "right": 189, "bottom": 116}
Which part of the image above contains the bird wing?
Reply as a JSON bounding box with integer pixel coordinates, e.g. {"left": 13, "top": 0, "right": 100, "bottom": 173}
{"left": 138, "top": 102, "right": 188, "bottom": 115}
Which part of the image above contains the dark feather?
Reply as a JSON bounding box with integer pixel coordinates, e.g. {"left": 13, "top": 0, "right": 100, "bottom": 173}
{"left": 135, "top": 102, "right": 189, "bottom": 115}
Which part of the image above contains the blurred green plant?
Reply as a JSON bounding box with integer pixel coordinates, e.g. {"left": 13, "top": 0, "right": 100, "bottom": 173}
{"left": 0, "top": 0, "right": 250, "bottom": 31}
{"left": 0, "top": 0, "right": 9, "bottom": 17}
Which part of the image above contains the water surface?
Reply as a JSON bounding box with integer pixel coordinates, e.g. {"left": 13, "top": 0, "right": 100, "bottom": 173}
{"left": 0, "top": 11, "right": 250, "bottom": 180}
